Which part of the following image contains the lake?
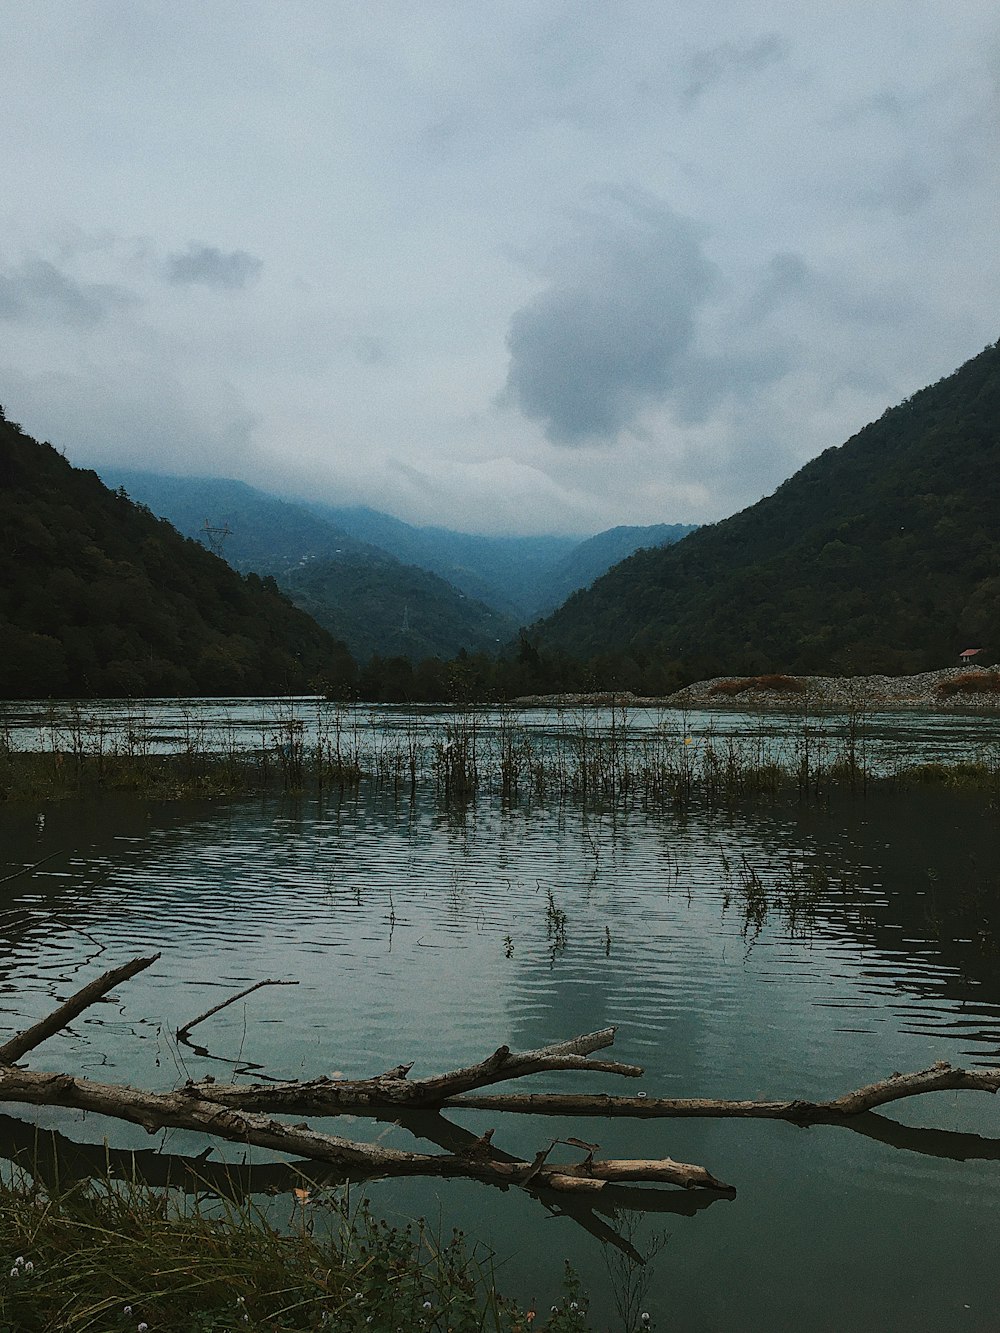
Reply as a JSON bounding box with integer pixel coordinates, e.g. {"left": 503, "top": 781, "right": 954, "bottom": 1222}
{"left": 2, "top": 699, "right": 1000, "bottom": 1330}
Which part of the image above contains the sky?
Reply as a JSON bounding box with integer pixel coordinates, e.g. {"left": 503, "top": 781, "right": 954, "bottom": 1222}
{"left": 1, "top": 2, "right": 998, "bottom": 536}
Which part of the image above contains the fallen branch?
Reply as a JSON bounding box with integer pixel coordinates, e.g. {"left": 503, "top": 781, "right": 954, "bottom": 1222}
{"left": 435, "top": 1062, "right": 1000, "bottom": 1122}
{"left": 0, "top": 1065, "right": 731, "bottom": 1193}
{"left": 176, "top": 978, "right": 300, "bottom": 1044}
{"left": 181, "top": 1027, "right": 643, "bottom": 1115}
{"left": 0, "top": 851, "right": 64, "bottom": 888}
{"left": 0, "top": 958, "right": 731, "bottom": 1196}
{"left": 7, "top": 954, "right": 998, "bottom": 1211}
{"left": 0, "top": 954, "right": 160, "bottom": 1065}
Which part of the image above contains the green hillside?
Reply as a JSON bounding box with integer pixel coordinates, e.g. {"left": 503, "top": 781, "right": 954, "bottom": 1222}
{"left": 284, "top": 556, "right": 514, "bottom": 662}
{"left": 535, "top": 340, "right": 1000, "bottom": 678}
{"left": 0, "top": 413, "right": 351, "bottom": 697}
{"left": 100, "top": 470, "right": 518, "bottom": 660}
{"left": 536, "top": 522, "right": 696, "bottom": 614}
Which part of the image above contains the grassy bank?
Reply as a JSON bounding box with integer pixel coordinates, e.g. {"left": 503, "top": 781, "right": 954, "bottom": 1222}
{"left": 0, "top": 1173, "right": 587, "bottom": 1333}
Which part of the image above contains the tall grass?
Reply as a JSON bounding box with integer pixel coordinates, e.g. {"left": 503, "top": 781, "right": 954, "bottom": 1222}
{"left": 5, "top": 697, "right": 992, "bottom": 811}
{"left": 0, "top": 1169, "right": 588, "bottom": 1333}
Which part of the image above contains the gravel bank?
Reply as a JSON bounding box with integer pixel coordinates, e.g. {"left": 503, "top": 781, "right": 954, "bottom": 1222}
{"left": 515, "top": 666, "right": 1000, "bottom": 711}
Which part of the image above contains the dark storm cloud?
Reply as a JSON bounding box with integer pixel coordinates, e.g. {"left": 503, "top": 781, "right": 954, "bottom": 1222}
{"left": 165, "top": 243, "right": 263, "bottom": 290}
{"left": 0, "top": 258, "right": 137, "bottom": 326}
{"left": 682, "top": 34, "right": 790, "bottom": 105}
{"left": 504, "top": 193, "right": 718, "bottom": 444}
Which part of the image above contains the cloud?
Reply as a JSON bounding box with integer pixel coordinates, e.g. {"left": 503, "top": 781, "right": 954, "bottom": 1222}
{"left": 0, "top": 258, "right": 137, "bottom": 326}
{"left": 682, "top": 34, "right": 790, "bottom": 105}
{"left": 504, "top": 191, "right": 718, "bottom": 445}
{"left": 0, "top": 360, "right": 260, "bottom": 477}
{"left": 165, "top": 243, "right": 262, "bottom": 290}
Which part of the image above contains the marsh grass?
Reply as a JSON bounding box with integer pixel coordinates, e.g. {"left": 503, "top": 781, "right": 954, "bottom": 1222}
{"left": 4, "top": 697, "right": 984, "bottom": 811}
{"left": 0, "top": 1169, "right": 588, "bottom": 1333}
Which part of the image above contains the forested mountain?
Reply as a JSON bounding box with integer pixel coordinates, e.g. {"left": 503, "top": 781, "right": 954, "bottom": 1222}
{"left": 284, "top": 557, "right": 512, "bottom": 662}
{"left": 0, "top": 414, "right": 349, "bottom": 697}
{"left": 103, "top": 470, "right": 693, "bottom": 622}
{"left": 535, "top": 523, "right": 696, "bottom": 614}
{"left": 534, "top": 341, "right": 1000, "bottom": 678}
{"left": 305, "top": 502, "right": 578, "bottom": 617}
{"left": 100, "top": 469, "right": 516, "bottom": 660}
{"left": 97, "top": 472, "right": 384, "bottom": 574}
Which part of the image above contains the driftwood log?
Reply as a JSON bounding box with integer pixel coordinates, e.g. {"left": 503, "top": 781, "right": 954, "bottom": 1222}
{"left": 0, "top": 956, "right": 731, "bottom": 1196}
{"left": 3, "top": 955, "right": 1000, "bottom": 1207}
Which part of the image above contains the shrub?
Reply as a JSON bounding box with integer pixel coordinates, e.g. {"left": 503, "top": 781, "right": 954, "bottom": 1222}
{"left": 936, "top": 672, "right": 1000, "bottom": 697}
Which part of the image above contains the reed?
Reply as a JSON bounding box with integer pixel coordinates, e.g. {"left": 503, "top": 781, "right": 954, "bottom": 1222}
{"left": 0, "top": 697, "right": 966, "bottom": 812}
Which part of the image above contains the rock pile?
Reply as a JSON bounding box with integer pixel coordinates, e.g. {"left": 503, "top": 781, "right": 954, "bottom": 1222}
{"left": 515, "top": 667, "right": 1000, "bottom": 711}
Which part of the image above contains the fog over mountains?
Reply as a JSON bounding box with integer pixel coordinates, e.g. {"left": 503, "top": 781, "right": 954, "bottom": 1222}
{"left": 99, "top": 469, "right": 693, "bottom": 660}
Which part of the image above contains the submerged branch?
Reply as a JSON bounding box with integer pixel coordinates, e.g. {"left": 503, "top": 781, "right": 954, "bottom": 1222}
{"left": 176, "top": 978, "right": 300, "bottom": 1045}
{"left": 0, "top": 954, "right": 160, "bottom": 1065}
{"left": 442, "top": 1062, "right": 1000, "bottom": 1121}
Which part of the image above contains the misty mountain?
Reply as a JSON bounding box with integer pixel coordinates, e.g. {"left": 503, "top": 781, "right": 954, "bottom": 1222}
{"left": 102, "top": 470, "right": 694, "bottom": 633}
{"left": 533, "top": 340, "right": 1000, "bottom": 677}
{"left": 0, "top": 416, "right": 347, "bottom": 698}
{"left": 100, "top": 469, "right": 517, "bottom": 661}
{"left": 302, "top": 502, "right": 577, "bottom": 618}
{"left": 535, "top": 523, "right": 696, "bottom": 614}
{"left": 310, "top": 505, "right": 695, "bottom": 616}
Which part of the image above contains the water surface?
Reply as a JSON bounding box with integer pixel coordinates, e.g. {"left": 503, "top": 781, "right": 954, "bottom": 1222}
{"left": 1, "top": 703, "right": 1000, "bottom": 1329}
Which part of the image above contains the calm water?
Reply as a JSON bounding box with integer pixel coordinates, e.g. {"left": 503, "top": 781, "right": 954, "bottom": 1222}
{"left": 2, "top": 701, "right": 1000, "bottom": 1330}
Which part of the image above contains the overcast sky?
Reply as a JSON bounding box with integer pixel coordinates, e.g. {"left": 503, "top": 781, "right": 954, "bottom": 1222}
{"left": 1, "top": 2, "right": 998, "bottom": 535}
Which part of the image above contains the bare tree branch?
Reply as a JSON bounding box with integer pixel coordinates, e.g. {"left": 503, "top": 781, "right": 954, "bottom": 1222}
{"left": 0, "top": 1065, "right": 731, "bottom": 1193}
{"left": 176, "top": 978, "right": 300, "bottom": 1044}
{"left": 0, "top": 954, "right": 160, "bottom": 1064}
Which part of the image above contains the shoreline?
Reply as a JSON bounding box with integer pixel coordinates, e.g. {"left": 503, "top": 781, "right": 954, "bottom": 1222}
{"left": 515, "top": 665, "right": 1000, "bottom": 711}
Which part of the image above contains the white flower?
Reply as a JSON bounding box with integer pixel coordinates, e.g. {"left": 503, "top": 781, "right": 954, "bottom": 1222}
{"left": 570, "top": 1302, "right": 579, "bottom": 1311}
{"left": 640, "top": 1315, "right": 651, "bottom": 1325}
{"left": 423, "top": 1300, "right": 433, "bottom": 1310}
{"left": 9, "top": 1269, "right": 17, "bottom": 1279}
{"left": 123, "top": 1308, "right": 132, "bottom": 1317}
{"left": 14, "top": 1257, "right": 24, "bottom": 1268}
{"left": 138, "top": 1324, "right": 149, "bottom": 1332}
{"left": 23, "top": 1261, "right": 33, "bottom": 1274}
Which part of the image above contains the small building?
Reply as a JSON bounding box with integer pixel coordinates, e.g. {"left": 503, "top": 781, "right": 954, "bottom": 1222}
{"left": 959, "top": 647, "right": 984, "bottom": 660}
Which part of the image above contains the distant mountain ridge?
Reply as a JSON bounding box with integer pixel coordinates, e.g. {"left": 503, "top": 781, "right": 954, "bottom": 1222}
{"left": 101, "top": 470, "right": 695, "bottom": 653}
{"left": 99, "top": 470, "right": 517, "bottom": 661}
{"left": 534, "top": 340, "right": 1000, "bottom": 678}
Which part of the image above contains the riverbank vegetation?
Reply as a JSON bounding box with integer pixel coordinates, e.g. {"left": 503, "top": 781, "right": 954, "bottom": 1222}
{"left": 3, "top": 700, "right": 998, "bottom": 808}
{"left": 0, "top": 1171, "right": 586, "bottom": 1333}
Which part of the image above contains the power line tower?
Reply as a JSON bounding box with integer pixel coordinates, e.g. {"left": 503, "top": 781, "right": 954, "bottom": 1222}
{"left": 201, "top": 518, "right": 233, "bottom": 558}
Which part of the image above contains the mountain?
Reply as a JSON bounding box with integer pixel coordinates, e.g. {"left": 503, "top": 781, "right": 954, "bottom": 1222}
{"left": 535, "top": 523, "right": 696, "bottom": 614}
{"left": 283, "top": 557, "right": 511, "bottom": 662}
{"left": 534, "top": 340, "right": 1000, "bottom": 678}
{"left": 0, "top": 414, "right": 350, "bottom": 698}
{"left": 96, "top": 472, "right": 383, "bottom": 574}
{"left": 99, "top": 469, "right": 517, "bottom": 661}
{"left": 304, "top": 502, "right": 577, "bottom": 618}
{"left": 306, "top": 503, "right": 695, "bottom": 617}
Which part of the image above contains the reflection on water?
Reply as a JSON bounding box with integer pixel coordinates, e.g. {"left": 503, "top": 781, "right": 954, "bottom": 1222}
{"left": 1, "top": 742, "right": 1000, "bottom": 1326}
